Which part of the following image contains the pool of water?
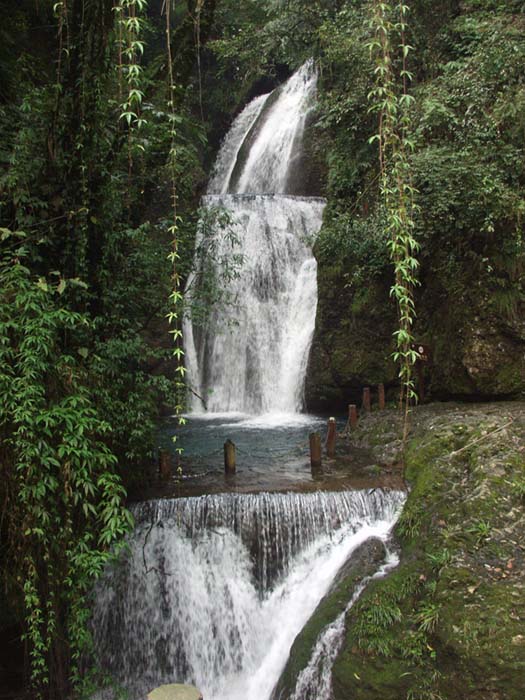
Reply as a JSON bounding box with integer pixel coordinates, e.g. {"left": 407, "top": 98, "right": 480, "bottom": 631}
{"left": 138, "top": 412, "right": 402, "bottom": 500}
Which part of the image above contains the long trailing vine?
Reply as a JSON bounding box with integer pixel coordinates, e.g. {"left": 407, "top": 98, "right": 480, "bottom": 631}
{"left": 165, "top": 0, "right": 187, "bottom": 471}
{"left": 367, "top": 0, "right": 420, "bottom": 443}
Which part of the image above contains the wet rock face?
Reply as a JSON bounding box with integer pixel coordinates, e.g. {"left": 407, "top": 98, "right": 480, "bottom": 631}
{"left": 285, "top": 116, "right": 329, "bottom": 198}
{"left": 305, "top": 264, "right": 398, "bottom": 411}
{"left": 421, "top": 281, "right": 525, "bottom": 399}
{"left": 329, "top": 537, "right": 386, "bottom": 592}
{"left": 272, "top": 537, "right": 389, "bottom": 700}
{"left": 460, "top": 316, "right": 525, "bottom": 395}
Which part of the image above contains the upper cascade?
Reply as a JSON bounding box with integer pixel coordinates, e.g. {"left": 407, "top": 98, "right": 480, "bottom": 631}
{"left": 207, "top": 93, "right": 270, "bottom": 195}
{"left": 208, "top": 60, "right": 318, "bottom": 196}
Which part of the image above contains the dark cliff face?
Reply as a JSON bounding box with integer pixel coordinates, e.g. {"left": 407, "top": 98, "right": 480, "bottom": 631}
{"left": 305, "top": 247, "right": 525, "bottom": 411}
{"left": 301, "top": 1, "right": 525, "bottom": 410}
{"left": 305, "top": 228, "right": 525, "bottom": 410}
{"left": 273, "top": 403, "right": 525, "bottom": 700}
{"left": 305, "top": 262, "right": 398, "bottom": 412}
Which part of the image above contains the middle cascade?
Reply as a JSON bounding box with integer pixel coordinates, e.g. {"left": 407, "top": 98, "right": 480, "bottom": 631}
{"left": 184, "top": 61, "right": 325, "bottom": 414}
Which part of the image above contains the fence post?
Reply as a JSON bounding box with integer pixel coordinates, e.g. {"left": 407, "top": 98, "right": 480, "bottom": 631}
{"left": 159, "top": 450, "right": 172, "bottom": 480}
{"left": 224, "top": 439, "right": 236, "bottom": 474}
{"left": 326, "top": 417, "right": 337, "bottom": 458}
{"left": 309, "top": 432, "right": 322, "bottom": 468}
{"left": 362, "top": 387, "right": 371, "bottom": 412}
{"left": 378, "top": 383, "right": 385, "bottom": 410}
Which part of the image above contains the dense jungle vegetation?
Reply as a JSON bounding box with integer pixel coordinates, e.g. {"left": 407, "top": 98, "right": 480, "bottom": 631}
{"left": 0, "top": 0, "right": 524, "bottom": 698}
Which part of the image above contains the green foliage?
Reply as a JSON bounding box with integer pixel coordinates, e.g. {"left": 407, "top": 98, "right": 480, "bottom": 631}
{"left": 396, "top": 502, "right": 425, "bottom": 541}
{"left": 0, "top": 237, "right": 132, "bottom": 697}
{"left": 184, "top": 204, "right": 244, "bottom": 327}
{"left": 316, "top": 209, "right": 389, "bottom": 275}
{"left": 426, "top": 548, "right": 452, "bottom": 571}
{"left": 349, "top": 566, "right": 435, "bottom": 666}
{"left": 467, "top": 519, "right": 492, "bottom": 546}
{"left": 415, "top": 601, "right": 440, "bottom": 633}
{"left": 367, "top": 1, "right": 421, "bottom": 435}
{"left": 0, "top": 2, "right": 208, "bottom": 693}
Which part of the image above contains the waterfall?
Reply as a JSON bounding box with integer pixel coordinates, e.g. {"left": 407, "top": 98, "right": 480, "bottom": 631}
{"left": 91, "top": 489, "right": 405, "bottom": 700}
{"left": 184, "top": 61, "right": 324, "bottom": 414}
{"left": 207, "top": 95, "right": 270, "bottom": 195}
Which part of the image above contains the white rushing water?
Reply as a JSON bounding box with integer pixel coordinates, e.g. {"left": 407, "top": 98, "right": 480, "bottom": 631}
{"left": 287, "top": 550, "right": 400, "bottom": 700}
{"left": 207, "top": 94, "right": 270, "bottom": 195}
{"left": 91, "top": 490, "right": 405, "bottom": 700}
{"left": 184, "top": 60, "right": 324, "bottom": 415}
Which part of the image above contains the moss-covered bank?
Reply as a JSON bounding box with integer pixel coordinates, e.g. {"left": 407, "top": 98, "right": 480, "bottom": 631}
{"left": 280, "top": 402, "right": 525, "bottom": 700}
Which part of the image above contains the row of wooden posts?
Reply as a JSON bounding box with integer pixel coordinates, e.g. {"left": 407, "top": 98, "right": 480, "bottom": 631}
{"left": 310, "top": 383, "right": 386, "bottom": 468}
{"left": 160, "top": 383, "right": 387, "bottom": 478}
{"left": 223, "top": 383, "right": 388, "bottom": 474}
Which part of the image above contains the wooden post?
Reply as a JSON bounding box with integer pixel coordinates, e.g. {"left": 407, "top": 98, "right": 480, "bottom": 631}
{"left": 326, "top": 417, "right": 336, "bottom": 458}
{"left": 309, "top": 432, "right": 322, "bottom": 468}
{"left": 362, "top": 387, "right": 371, "bottom": 412}
{"left": 224, "top": 439, "right": 236, "bottom": 474}
{"left": 378, "top": 383, "right": 385, "bottom": 410}
{"left": 348, "top": 404, "right": 358, "bottom": 429}
{"left": 159, "top": 450, "right": 172, "bottom": 480}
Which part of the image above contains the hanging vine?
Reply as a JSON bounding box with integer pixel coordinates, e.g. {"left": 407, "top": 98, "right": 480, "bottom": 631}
{"left": 193, "top": 0, "right": 205, "bottom": 120}
{"left": 165, "top": 0, "right": 187, "bottom": 471}
{"left": 367, "top": 0, "right": 420, "bottom": 443}
{"left": 114, "top": 0, "right": 148, "bottom": 175}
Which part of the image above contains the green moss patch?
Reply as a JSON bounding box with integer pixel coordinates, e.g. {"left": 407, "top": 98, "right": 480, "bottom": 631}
{"left": 313, "top": 403, "right": 525, "bottom": 700}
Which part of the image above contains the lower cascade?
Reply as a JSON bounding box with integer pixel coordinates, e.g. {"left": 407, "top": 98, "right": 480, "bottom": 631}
{"left": 91, "top": 489, "right": 405, "bottom": 700}
{"left": 286, "top": 551, "right": 400, "bottom": 700}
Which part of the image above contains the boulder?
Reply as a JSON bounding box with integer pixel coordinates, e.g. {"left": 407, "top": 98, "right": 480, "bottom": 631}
{"left": 147, "top": 685, "right": 203, "bottom": 700}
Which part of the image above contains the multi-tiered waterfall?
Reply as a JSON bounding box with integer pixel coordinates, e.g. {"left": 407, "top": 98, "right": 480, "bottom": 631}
{"left": 91, "top": 63, "right": 406, "bottom": 700}
{"left": 184, "top": 61, "right": 325, "bottom": 414}
{"left": 91, "top": 490, "right": 405, "bottom": 700}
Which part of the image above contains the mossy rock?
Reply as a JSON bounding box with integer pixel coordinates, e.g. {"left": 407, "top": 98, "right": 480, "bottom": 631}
{"left": 285, "top": 403, "right": 525, "bottom": 700}
{"left": 308, "top": 225, "right": 525, "bottom": 403}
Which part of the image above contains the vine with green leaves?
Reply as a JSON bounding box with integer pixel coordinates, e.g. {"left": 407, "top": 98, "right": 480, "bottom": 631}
{"left": 367, "top": 0, "right": 420, "bottom": 443}
{"left": 114, "top": 0, "right": 148, "bottom": 175}
{"left": 0, "top": 232, "right": 133, "bottom": 699}
{"left": 165, "top": 0, "right": 187, "bottom": 473}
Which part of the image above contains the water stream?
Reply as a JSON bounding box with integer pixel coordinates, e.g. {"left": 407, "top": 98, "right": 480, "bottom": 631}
{"left": 92, "top": 490, "right": 405, "bottom": 700}
{"left": 91, "top": 62, "right": 406, "bottom": 700}
{"left": 287, "top": 550, "right": 401, "bottom": 700}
